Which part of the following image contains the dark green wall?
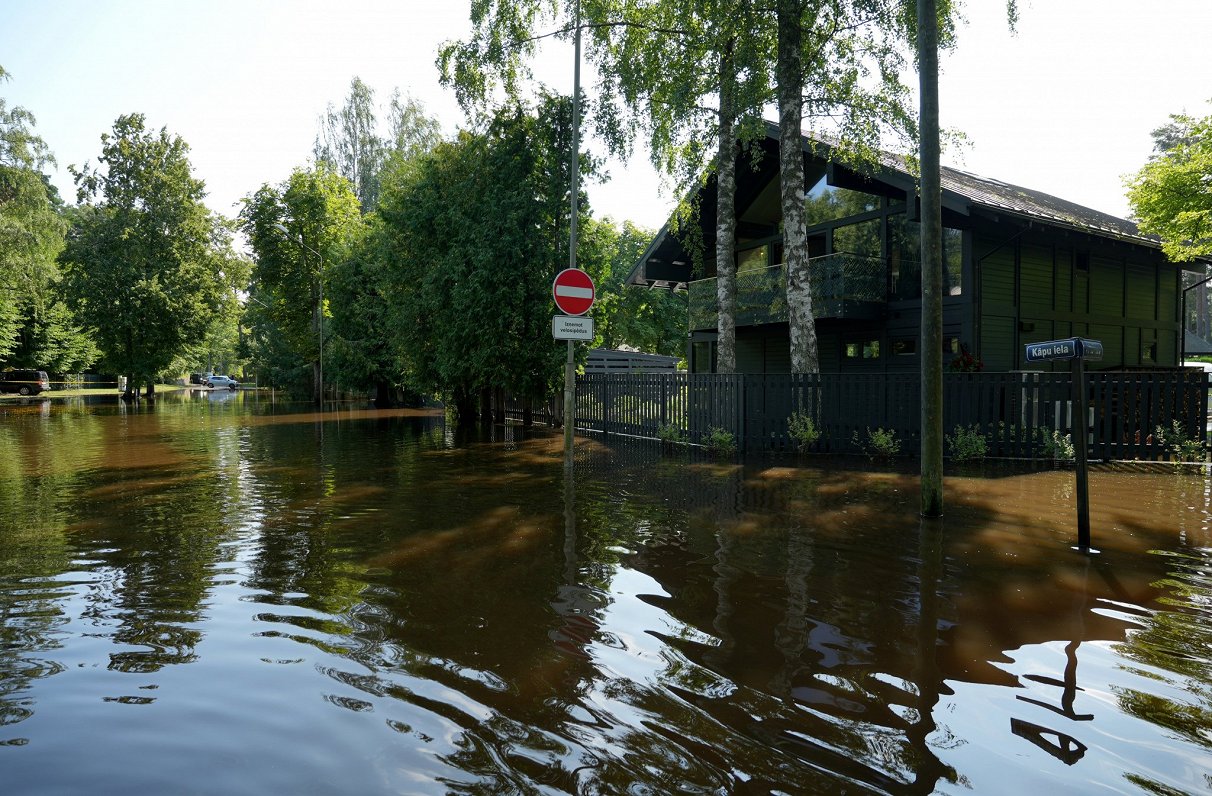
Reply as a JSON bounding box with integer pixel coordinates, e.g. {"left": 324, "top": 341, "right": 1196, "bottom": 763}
{"left": 977, "top": 226, "right": 1181, "bottom": 371}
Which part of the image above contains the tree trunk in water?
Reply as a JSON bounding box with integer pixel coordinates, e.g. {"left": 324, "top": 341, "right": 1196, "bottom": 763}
{"left": 522, "top": 396, "right": 533, "bottom": 429}
{"left": 122, "top": 371, "right": 136, "bottom": 401}
{"left": 715, "top": 37, "right": 739, "bottom": 375}
{"left": 778, "top": 0, "right": 820, "bottom": 375}
{"left": 493, "top": 387, "right": 505, "bottom": 424}
{"left": 374, "top": 381, "right": 391, "bottom": 408}
{"left": 479, "top": 387, "right": 493, "bottom": 428}
{"left": 918, "top": 0, "right": 944, "bottom": 517}
{"left": 454, "top": 387, "right": 476, "bottom": 428}
{"left": 144, "top": 381, "right": 155, "bottom": 400}
{"left": 313, "top": 360, "right": 322, "bottom": 406}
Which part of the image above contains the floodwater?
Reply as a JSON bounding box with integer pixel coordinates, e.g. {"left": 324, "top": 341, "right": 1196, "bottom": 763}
{"left": 1, "top": 395, "right": 1210, "bottom": 795}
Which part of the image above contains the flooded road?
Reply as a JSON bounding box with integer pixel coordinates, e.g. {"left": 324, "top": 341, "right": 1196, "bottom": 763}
{"left": 1, "top": 395, "right": 1210, "bottom": 794}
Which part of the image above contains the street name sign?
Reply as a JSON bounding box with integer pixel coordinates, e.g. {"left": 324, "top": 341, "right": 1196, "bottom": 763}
{"left": 553, "top": 315, "right": 594, "bottom": 340}
{"left": 552, "top": 268, "right": 595, "bottom": 316}
{"left": 1024, "top": 337, "right": 1104, "bottom": 363}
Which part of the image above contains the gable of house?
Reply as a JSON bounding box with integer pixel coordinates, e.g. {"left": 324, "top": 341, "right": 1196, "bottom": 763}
{"left": 629, "top": 129, "right": 1198, "bottom": 374}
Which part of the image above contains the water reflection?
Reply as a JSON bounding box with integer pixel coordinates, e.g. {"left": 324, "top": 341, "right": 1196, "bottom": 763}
{"left": 0, "top": 405, "right": 1210, "bottom": 793}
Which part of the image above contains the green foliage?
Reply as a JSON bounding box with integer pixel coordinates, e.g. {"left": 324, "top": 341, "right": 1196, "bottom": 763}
{"left": 0, "top": 66, "right": 90, "bottom": 370}
{"left": 1154, "top": 420, "right": 1209, "bottom": 464}
{"left": 240, "top": 165, "right": 364, "bottom": 398}
{"left": 314, "top": 77, "right": 442, "bottom": 213}
{"left": 852, "top": 427, "right": 901, "bottom": 459}
{"left": 1036, "top": 428, "right": 1075, "bottom": 462}
{"left": 787, "top": 410, "right": 820, "bottom": 451}
{"left": 1127, "top": 106, "right": 1212, "bottom": 262}
{"left": 945, "top": 424, "right": 987, "bottom": 461}
{"left": 656, "top": 422, "right": 687, "bottom": 445}
{"left": 376, "top": 99, "right": 584, "bottom": 418}
{"left": 60, "top": 114, "right": 227, "bottom": 392}
{"left": 703, "top": 426, "right": 737, "bottom": 457}
{"left": 584, "top": 217, "right": 686, "bottom": 358}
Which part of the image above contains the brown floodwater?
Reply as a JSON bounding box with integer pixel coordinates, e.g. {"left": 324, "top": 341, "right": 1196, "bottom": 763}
{"left": 1, "top": 393, "right": 1210, "bottom": 794}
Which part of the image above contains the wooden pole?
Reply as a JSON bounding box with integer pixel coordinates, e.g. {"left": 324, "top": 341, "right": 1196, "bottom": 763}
{"left": 918, "top": 0, "right": 944, "bottom": 517}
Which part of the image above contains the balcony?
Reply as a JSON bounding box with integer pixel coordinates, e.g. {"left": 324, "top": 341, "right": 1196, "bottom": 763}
{"left": 688, "top": 253, "right": 887, "bottom": 331}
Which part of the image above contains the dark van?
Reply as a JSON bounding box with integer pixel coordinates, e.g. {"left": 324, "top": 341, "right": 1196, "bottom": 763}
{"left": 0, "top": 369, "right": 51, "bottom": 396}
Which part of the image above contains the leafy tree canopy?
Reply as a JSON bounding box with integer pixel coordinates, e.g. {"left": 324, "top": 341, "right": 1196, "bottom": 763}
{"left": 0, "top": 65, "right": 75, "bottom": 366}
{"left": 60, "top": 114, "right": 227, "bottom": 391}
{"left": 240, "top": 165, "right": 364, "bottom": 399}
{"left": 1128, "top": 108, "right": 1212, "bottom": 262}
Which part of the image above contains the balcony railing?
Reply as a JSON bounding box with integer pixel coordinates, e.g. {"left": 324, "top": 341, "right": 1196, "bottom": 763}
{"left": 688, "top": 253, "right": 886, "bottom": 331}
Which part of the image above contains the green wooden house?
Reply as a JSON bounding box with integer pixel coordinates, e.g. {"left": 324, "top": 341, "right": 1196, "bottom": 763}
{"left": 628, "top": 128, "right": 1198, "bottom": 374}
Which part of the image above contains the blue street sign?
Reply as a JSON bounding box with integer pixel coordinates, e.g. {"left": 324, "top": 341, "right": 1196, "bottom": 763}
{"left": 1024, "top": 337, "right": 1103, "bottom": 363}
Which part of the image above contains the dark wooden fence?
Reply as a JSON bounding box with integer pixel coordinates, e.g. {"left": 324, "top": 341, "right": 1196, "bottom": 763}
{"left": 563, "top": 370, "right": 1209, "bottom": 461}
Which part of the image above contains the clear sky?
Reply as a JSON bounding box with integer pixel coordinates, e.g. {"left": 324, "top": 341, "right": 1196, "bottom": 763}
{"left": 2, "top": 0, "right": 1210, "bottom": 235}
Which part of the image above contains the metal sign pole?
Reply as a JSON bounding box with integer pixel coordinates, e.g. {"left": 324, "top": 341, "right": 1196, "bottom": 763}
{"left": 1071, "top": 352, "right": 1092, "bottom": 551}
{"left": 563, "top": 0, "right": 582, "bottom": 467}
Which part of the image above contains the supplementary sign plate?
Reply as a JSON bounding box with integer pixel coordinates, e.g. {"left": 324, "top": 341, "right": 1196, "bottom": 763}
{"left": 553, "top": 315, "right": 594, "bottom": 340}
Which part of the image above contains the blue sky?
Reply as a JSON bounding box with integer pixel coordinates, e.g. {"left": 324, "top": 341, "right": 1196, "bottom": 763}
{"left": 3, "top": 0, "right": 1210, "bottom": 237}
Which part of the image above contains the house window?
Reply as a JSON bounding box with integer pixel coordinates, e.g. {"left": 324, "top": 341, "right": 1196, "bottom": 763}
{"left": 888, "top": 216, "right": 963, "bottom": 299}
{"left": 845, "top": 339, "right": 881, "bottom": 359}
{"left": 804, "top": 175, "right": 879, "bottom": 226}
{"left": 833, "top": 219, "right": 882, "bottom": 260}
{"left": 737, "top": 245, "right": 768, "bottom": 273}
{"left": 893, "top": 339, "right": 917, "bottom": 356}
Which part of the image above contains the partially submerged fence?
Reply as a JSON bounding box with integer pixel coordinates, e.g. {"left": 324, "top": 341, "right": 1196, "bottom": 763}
{"left": 569, "top": 370, "right": 1209, "bottom": 461}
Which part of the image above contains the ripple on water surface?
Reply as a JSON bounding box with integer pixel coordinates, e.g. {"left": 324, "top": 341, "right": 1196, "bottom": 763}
{"left": 0, "top": 399, "right": 1210, "bottom": 793}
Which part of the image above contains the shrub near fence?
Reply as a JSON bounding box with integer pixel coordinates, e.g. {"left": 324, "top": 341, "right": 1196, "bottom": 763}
{"left": 564, "top": 370, "right": 1209, "bottom": 461}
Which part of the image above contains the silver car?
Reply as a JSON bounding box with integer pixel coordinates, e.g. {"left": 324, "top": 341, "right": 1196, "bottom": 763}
{"left": 205, "top": 375, "right": 239, "bottom": 391}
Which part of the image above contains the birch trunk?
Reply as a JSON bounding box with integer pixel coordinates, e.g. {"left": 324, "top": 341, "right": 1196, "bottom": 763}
{"left": 778, "top": 0, "right": 820, "bottom": 375}
{"left": 918, "top": 0, "right": 944, "bottom": 517}
{"left": 715, "top": 38, "right": 738, "bottom": 375}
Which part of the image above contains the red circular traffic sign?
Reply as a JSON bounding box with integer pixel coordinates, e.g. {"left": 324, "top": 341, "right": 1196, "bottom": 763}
{"left": 552, "top": 268, "right": 595, "bottom": 316}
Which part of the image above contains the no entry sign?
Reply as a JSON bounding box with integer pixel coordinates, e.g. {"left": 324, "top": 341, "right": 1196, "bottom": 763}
{"left": 552, "top": 268, "right": 595, "bottom": 316}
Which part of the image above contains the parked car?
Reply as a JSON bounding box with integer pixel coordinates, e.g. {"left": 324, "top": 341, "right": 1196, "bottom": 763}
{"left": 189, "top": 373, "right": 204, "bottom": 385}
{"left": 0, "top": 369, "right": 50, "bottom": 396}
{"left": 205, "top": 375, "right": 239, "bottom": 390}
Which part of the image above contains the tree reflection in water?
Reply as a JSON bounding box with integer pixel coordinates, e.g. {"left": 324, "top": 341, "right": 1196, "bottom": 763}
{"left": 0, "top": 402, "right": 1211, "bottom": 794}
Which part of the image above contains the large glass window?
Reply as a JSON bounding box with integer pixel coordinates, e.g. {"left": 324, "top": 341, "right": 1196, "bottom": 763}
{"left": 888, "top": 215, "right": 962, "bottom": 299}
{"left": 804, "top": 175, "right": 879, "bottom": 226}
{"left": 833, "top": 219, "right": 882, "bottom": 260}
{"left": 737, "top": 245, "right": 768, "bottom": 273}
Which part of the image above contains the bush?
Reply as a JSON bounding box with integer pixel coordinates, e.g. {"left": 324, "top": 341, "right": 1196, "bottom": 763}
{"left": 946, "top": 424, "right": 988, "bottom": 461}
{"left": 656, "top": 422, "right": 687, "bottom": 446}
{"left": 1036, "top": 428, "right": 1075, "bottom": 461}
{"left": 703, "top": 426, "right": 737, "bottom": 457}
{"left": 1154, "top": 420, "right": 1209, "bottom": 464}
{"left": 787, "top": 410, "right": 821, "bottom": 452}
{"left": 852, "top": 427, "right": 901, "bottom": 459}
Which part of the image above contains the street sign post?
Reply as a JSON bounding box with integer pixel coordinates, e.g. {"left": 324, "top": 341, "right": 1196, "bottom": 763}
{"left": 1024, "top": 337, "right": 1103, "bottom": 552}
{"left": 553, "top": 268, "right": 595, "bottom": 316}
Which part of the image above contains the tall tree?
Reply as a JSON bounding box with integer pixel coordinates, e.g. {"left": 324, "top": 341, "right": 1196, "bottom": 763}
{"left": 314, "top": 78, "right": 443, "bottom": 214}
{"left": 240, "top": 165, "right": 363, "bottom": 402}
{"left": 60, "top": 114, "right": 225, "bottom": 398}
{"left": 1127, "top": 107, "right": 1212, "bottom": 264}
{"left": 377, "top": 103, "right": 582, "bottom": 422}
{"left": 917, "top": 0, "right": 944, "bottom": 517}
{"left": 773, "top": 0, "right": 918, "bottom": 374}
{"left": 314, "top": 77, "right": 383, "bottom": 212}
{"left": 0, "top": 66, "right": 81, "bottom": 367}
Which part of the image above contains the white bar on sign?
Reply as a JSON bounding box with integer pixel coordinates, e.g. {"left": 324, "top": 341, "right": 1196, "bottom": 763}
{"left": 553, "top": 315, "right": 594, "bottom": 340}
{"left": 555, "top": 285, "right": 593, "bottom": 299}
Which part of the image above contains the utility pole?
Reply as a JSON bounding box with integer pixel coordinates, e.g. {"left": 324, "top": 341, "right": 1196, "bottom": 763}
{"left": 563, "top": 0, "right": 582, "bottom": 467}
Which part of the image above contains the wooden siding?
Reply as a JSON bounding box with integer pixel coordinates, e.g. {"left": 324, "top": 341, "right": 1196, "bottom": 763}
{"left": 975, "top": 227, "right": 1181, "bottom": 371}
